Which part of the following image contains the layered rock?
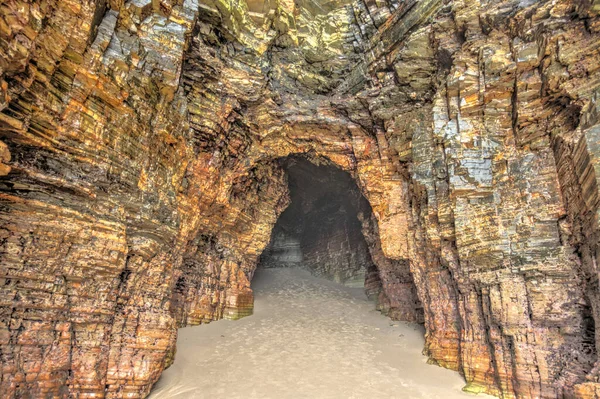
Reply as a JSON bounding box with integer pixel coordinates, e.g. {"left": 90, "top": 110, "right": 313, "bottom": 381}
{"left": 1, "top": 0, "right": 600, "bottom": 398}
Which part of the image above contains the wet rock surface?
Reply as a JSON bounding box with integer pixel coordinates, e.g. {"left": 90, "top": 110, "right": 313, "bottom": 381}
{"left": 1, "top": 0, "right": 600, "bottom": 398}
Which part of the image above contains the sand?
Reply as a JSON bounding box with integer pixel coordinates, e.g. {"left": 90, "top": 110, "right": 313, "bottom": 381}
{"left": 149, "top": 268, "right": 488, "bottom": 399}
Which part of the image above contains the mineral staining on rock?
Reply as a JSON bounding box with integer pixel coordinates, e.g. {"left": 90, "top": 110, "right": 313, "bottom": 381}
{"left": 1, "top": 0, "right": 600, "bottom": 398}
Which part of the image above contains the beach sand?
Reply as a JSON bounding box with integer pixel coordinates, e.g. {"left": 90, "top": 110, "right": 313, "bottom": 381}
{"left": 149, "top": 267, "right": 488, "bottom": 399}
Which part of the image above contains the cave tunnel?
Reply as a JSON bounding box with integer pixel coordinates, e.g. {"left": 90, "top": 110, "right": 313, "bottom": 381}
{"left": 253, "top": 155, "right": 424, "bottom": 323}
{"left": 258, "top": 156, "right": 382, "bottom": 295}
{"left": 5, "top": 0, "right": 600, "bottom": 397}
{"left": 150, "top": 156, "right": 449, "bottom": 399}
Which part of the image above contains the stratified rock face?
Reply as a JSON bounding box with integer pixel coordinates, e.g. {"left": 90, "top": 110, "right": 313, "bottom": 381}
{"left": 296, "top": 160, "right": 375, "bottom": 287}
{"left": 1, "top": 0, "right": 600, "bottom": 398}
{"left": 259, "top": 228, "right": 303, "bottom": 268}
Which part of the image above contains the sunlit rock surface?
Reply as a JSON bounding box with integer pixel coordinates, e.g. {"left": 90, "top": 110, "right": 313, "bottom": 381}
{"left": 1, "top": 0, "right": 600, "bottom": 398}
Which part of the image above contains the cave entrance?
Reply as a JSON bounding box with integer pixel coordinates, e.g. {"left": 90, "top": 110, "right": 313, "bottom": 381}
{"left": 152, "top": 159, "right": 466, "bottom": 398}
{"left": 257, "top": 156, "right": 382, "bottom": 298}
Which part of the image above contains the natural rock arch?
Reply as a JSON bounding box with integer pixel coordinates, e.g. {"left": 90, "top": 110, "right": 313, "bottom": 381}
{"left": 1, "top": 0, "right": 600, "bottom": 398}
{"left": 250, "top": 153, "right": 424, "bottom": 320}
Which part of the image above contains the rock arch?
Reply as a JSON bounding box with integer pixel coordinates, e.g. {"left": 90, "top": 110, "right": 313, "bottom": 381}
{"left": 1, "top": 0, "right": 600, "bottom": 398}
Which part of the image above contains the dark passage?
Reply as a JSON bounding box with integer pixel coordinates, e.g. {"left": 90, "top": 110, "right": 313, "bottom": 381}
{"left": 259, "top": 156, "right": 381, "bottom": 291}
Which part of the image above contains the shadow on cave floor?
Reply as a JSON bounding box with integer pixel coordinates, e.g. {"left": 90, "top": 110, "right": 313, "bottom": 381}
{"left": 148, "top": 266, "right": 485, "bottom": 399}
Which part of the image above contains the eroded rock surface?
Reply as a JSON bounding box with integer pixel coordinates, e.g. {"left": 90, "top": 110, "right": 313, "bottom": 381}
{"left": 2, "top": 0, "right": 600, "bottom": 398}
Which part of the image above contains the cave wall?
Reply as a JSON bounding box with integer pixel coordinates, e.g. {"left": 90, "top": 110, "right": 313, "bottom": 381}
{"left": 1, "top": 0, "right": 600, "bottom": 398}
{"left": 258, "top": 225, "right": 303, "bottom": 268}
{"left": 300, "top": 194, "right": 371, "bottom": 287}
{"left": 293, "top": 159, "right": 376, "bottom": 286}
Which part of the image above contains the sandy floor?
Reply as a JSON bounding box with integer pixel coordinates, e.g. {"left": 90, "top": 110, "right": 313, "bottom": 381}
{"left": 149, "top": 268, "right": 487, "bottom": 399}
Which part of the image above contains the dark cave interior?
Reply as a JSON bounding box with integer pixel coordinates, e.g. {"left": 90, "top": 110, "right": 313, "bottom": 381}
{"left": 258, "top": 156, "right": 381, "bottom": 295}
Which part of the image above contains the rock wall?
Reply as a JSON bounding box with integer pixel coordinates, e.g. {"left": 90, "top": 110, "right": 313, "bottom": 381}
{"left": 1, "top": 0, "right": 600, "bottom": 398}
{"left": 259, "top": 228, "right": 303, "bottom": 268}
{"left": 293, "top": 158, "right": 374, "bottom": 286}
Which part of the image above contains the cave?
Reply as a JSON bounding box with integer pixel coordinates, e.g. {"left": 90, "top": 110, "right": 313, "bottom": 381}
{"left": 2, "top": 0, "right": 600, "bottom": 398}
{"left": 257, "top": 156, "right": 422, "bottom": 318}
{"left": 259, "top": 156, "right": 378, "bottom": 286}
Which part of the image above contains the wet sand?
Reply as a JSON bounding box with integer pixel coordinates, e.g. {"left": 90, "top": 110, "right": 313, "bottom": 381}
{"left": 149, "top": 268, "right": 488, "bottom": 399}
